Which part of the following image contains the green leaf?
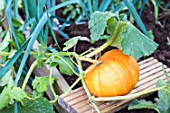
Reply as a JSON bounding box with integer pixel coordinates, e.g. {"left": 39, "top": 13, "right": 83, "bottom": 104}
{"left": 32, "top": 76, "right": 55, "bottom": 94}
{"left": 0, "top": 38, "right": 30, "bottom": 79}
{"left": 0, "top": 87, "right": 10, "bottom": 110}
{"left": 0, "top": 31, "right": 10, "bottom": 51}
{"left": 0, "top": 0, "right": 5, "bottom": 10}
{"left": 19, "top": 97, "right": 55, "bottom": 113}
{"left": 8, "top": 41, "right": 18, "bottom": 49}
{"left": 46, "top": 55, "right": 75, "bottom": 75}
{"left": 156, "top": 80, "right": 170, "bottom": 112}
{"left": 15, "top": 30, "right": 26, "bottom": 46}
{"left": 37, "top": 58, "right": 45, "bottom": 68}
{"left": 99, "top": 35, "right": 110, "bottom": 40}
{"left": 63, "top": 36, "right": 79, "bottom": 51}
{"left": 128, "top": 80, "right": 170, "bottom": 113}
{"left": 0, "top": 31, "right": 7, "bottom": 39}
{"left": 55, "top": 57, "right": 75, "bottom": 76}
{"left": 0, "top": 76, "right": 14, "bottom": 110}
{"left": 106, "top": 18, "right": 127, "bottom": 49}
{"left": 89, "top": 11, "right": 114, "bottom": 43}
{"left": 12, "top": 18, "right": 22, "bottom": 27}
{"left": 128, "top": 99, "right": 160, "bottom": 113}
{"left": 122, "top": 22, "right": 158, "bottom": 60}
{"left": 0, "top": 70, "right": 12, "bottom": 86}
{"left": 33, "top": 45, "right": 46, "bottom": 68}
{"left": 0, "top": 0, "right": 5, "bottom": 16}
{"left": 9, "top": 87, "right": 27, "bottom": 102}
{"left": 8, "top": 50, "right": 17, "bottom": 59}
{"left": 0, "top": 97, "right": 55, "bottom": 113}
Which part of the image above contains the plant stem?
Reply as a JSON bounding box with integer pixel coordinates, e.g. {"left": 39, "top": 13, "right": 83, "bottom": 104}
{"left": 81, "top": 74, "right": 101, "bottom": 113}
{"left": 22, "top": 60, "right": 38, "bottom": 90}
{"left": 80, "top": 47, "right": 95, "bottom": 56}
{"left": 79, "top": 57, "right": 99, "bottom": 63}
{"left": 84, "top": 61, "right": 102, "bottom": 73}
{"left": 93, "top": 86, "right": 166, "bottom": 101}
{"left": 57, "top": 55, "right": 78, "bottom": 76}
{"left": 0, "top": 51, "right": 10, "bottom": 56}
{"left": 82, "top": 23, "right": 121, "bottom": 58}
{"left": 64, "top": 73, "right": 85, "bottom": 94}
{"left": 49, "top": 68, "right": 58, "bottom": 103}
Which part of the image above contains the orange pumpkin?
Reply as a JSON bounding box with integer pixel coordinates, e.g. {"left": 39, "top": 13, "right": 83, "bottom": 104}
{"left": 84, "top": 50, "right": 139, "bottom": 97}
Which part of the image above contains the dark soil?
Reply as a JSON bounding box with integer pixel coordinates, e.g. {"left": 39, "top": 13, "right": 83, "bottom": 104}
{"left": 141, "top": 4, "right": 170, "bottom": 67}
{"left": 48, "top": 2, "right": 170, "bottom": 113}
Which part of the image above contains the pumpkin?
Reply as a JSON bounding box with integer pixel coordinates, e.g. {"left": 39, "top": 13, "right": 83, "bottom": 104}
{"left": 84, "top": 50, "right": 139, "bottom": 97}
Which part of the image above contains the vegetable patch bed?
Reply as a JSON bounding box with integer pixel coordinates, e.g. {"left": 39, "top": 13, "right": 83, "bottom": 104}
{"left": 0, "top": 0, "right": 170, "bottom": 113}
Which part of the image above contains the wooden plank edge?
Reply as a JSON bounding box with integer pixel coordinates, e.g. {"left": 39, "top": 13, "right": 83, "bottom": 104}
{"left": 138, "top": 57, "right": 154, "bottom": 65}
{"left": 58, "top": 96, "right": 78, "bottom": 113}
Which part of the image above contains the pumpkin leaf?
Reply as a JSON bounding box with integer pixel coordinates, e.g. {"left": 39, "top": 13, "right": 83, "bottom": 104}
{"left": 0, "top": 76, "right": 14, "bottom": 110}
{"left": 0, "top": 87, "right": 11, "bottom": 110}
{"left": 63, "top": 36, "right": 79, "bottom": 51}
{"left": 156, "top": 80, "right": 170, "bottom": 113}
{"left": 9, "top": 87, "right": 27, "bottom": 102}
{"left": 106, "top": 18, "right": 119, "bottom": 35}
{"left": 128, "top": 99, "right": 160, "bottom": 113}
{"left": 0, "top": 70, "right": 12, "bottom": 86}
{"left": 37, "top": 58, "right": 46, "bottom": 68}
{"left": 100, "top": 35, "right": 110, "bottom": 40}
{"left": 122, "top": 22, "right": 158, "bottom": 60}
{"left": 55, "top": 57, "right": 75, "bottom": 76}
{"left": 106, "top": 18, "right": 127, "bottom": 49}
{"left": 0, "top": 97, "right": 55, "bottom": 113}
{"left": 89, "top": 11, "right": 114, "bottom": 43}
{"left": 32, "top": 76, "right": 55, "bottom": 95}
{"left": 128, "top": 80, "right": 170, "bottom": 113}
{"left": 46, "top": 55, "right": 75, "bottom": 75}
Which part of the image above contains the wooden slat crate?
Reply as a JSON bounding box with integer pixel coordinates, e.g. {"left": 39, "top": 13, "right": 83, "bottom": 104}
{"left": 58, "top": 57, "right": 170, "bottom": 113}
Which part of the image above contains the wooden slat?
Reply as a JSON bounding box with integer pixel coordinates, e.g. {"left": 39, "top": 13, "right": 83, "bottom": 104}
{"left": 58, "top": 57, "right": 170, "bottom": 113}
{"left": 138, "top": 57, "right": 154, "bottom": 65}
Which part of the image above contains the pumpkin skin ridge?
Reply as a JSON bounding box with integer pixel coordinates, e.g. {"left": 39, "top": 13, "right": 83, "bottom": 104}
{"left": 98, "top": 50, "right": 139, "bottom": 88}
{"left": 99, "top": 63, "right": 117, "bottom": 96}
{"left": 87, "top": 65, "right": 100, "bottom": 96}
{"left": 94, "top": 67, "right": 102, "bottom": 97}
{"left": 106, "top": 61, "right": 127, "bottom": 96}
{"left": 84, "top": 65, "right": 96, "bottom": 96}
{"left": 101, "top": 60, "right": 117, "bottom": 95}
{"left": 107, "top": 60, "right": 134, "bottom": 96}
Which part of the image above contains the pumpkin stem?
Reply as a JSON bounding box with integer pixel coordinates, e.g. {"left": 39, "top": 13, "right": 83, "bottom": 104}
{"left": 84, "top": 61, "right": 102, "bottom": 74}
{"left": 64, "top": 72, "right": 85, "bottom": 94}
{"left": 82, "top": 22, "right": 124, "bottom": 58}
{"left": 79, "top": 57, "right": 99, "bottom": 63}
{"left": 95, "top": 61, "right": 102, "bottom": 66}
